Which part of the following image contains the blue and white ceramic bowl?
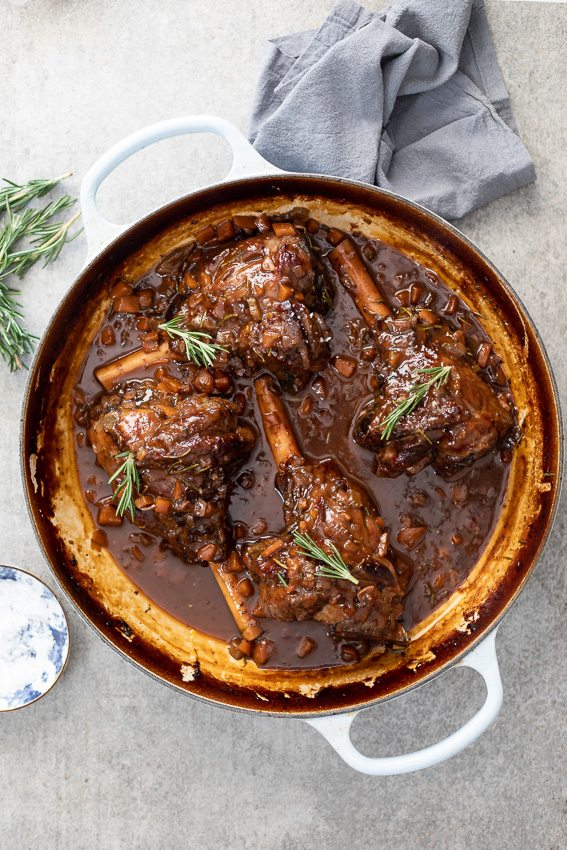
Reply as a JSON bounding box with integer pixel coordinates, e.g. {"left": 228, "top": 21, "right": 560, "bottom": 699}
{"left": 0, "top": 565, "right": 70, "bottom": 711}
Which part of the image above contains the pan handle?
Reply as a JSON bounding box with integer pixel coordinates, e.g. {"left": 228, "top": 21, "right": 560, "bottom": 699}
{"left": 80, "top": 115, "right": 280, "bottom": 259}
{"left": 304, "top": 627, "right": 502, "bottom": 775}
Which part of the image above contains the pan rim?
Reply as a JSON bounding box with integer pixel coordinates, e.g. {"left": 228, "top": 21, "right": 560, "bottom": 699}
{"left": 20, "top": 171, "right": 564, "bottom": 717}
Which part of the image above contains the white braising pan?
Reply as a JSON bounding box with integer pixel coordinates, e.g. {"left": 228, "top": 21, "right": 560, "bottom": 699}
{"left": 21, "top": 116, "right": 563, "bottom": 775}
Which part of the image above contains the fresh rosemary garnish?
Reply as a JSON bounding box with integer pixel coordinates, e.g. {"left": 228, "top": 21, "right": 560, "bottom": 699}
{"left": 379, "top": 365, "right": 452, "bottom": 440}
{"left": 8, "top": 209, "right": 81, "bottom": 278}
{"left": 158, "top": 317, "right": 226, "bottom": 368}
{"left": 277, "top": 571, "right": 288, "bottom": 587}
{"left": 0, "top": 289, "right": 37, "bottom": 371}
{"left": 108, "top": 451, "right": 140, "bottom": 520}
{"left": 0, "top": 174, "right": 81, "bottom": 371}
{"left": 0, "top": 174, "right": 71, "bottom": 214}
{"left": 292, "top": 531, "right": 359, "bottom": 585}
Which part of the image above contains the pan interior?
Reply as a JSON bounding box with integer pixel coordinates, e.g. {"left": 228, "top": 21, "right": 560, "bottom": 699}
{"left": 22, "top": 176, "right": 562, "bottom": 715}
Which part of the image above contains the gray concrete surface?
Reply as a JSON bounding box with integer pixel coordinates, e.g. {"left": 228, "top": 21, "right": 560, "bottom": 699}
{"left": 1, "top": 2, "right": 566, "bottom": 848}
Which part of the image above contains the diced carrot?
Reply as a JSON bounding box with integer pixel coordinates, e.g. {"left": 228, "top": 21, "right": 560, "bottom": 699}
{"left": 137, "top": 289, "right": 154, "bottom": 308}
{"left": 272, "top": 222, "right": 296, "bottom": 237}
{"left": 327, "top": 228, "right": 344, "bottom": 246}
{"left": 154, "top": 497, "right": 171, "bottom": 514}
{"left": 331, "top": 354, "right": 357, "bottom": 378}
{"left": 277, "top": 284, "right": 294, "bottom": 302}
{"left": 252, "top": 639, "right": 275, "bottom": 665}
{"left": 213, "top": 369, "right": 231, "bottom": 393}
{"left": 396, "top": 525, "right": 427, "bottom": 549}
{"left": 476, "top": 342, "right": 492, "bottom": 369}
{"left": 110, "top": 280, "right": 132, "bottom": 298}
{"left": 242, "top": 623, "right": 263, "bottom": 641}
{"left": 197, "top": 543, "right": 218, "bottom": 561}
{"left": 238, "top": 639, "right": 253, "bottom": 656}
{"left": 100, "top": 326, "right": 115, "bottom": 347}
{"left": 260, "top": 539, "right": 284, "bottom": 558}
{"left": 155, "top": 402, "right": 177, "bottom": 419}
{"left": 158, "top": 376, "right": 182, "bottom": 393}
{"left": 410, "top": 284, "right": 424, "bottom": 304}
{"left": 254, "top": 213, "right": 271, "bottom": 232}
{"left": 419, "top": 308, "right": 438, "bottom": 325}
{"left": 445, "top": 294, "right": 459, "bottom": 315}
{"left": 183, "top": 273, "right": 200, "bottom": 290}
{"left": 232, "top": 214, "right": 256, "bottom": 230}
{"left": 236, "top": 578, "right": 254, "bottom": 598}
{"left": 195, "top": 224, "right": 216, "bottom": 245}
{"left": 142, "top": 331, "right": 160, "bottom": 353}
{"left": 296, "top": 636, "right": 317, "bottom": 658}
{"left": 216, "top": 219, "right": 236, "bottom": 243}
{"left": 113, "top": 295, "right": 140, "bottom": 314}
{"left": 193, "top": 368, "right": 215, "bottom": 394}
{"left": 228, "top": 551, "right": 244, "bottom": 573}
{"left": 97, "top": 504, "right": 122, "bottom": 527}
{"left": 91, "top": 528, "right": 109, "bottom": 547}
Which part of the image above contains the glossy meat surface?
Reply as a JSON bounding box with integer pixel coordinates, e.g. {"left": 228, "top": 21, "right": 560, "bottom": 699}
{"left": 173, "top": 230, "right": 332, "bottom": 391}
{"left": 243, "top": 457, "right": 410, "bottom": 645}
{"left": 355, "top": 316, "right": 514, "bottom": 478}
{"left": 87, "top": 380, "right": 255, "bottom": 563}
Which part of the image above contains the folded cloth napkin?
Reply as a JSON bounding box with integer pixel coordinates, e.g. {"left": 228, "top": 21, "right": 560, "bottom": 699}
{"left": 249, "top": 0, "right": 535, "bottom": 220}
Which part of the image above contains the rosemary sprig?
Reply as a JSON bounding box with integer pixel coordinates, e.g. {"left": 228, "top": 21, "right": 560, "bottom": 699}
{"left": 159, "top": 316, "right": 226, "bottom": 368}
{"left": 277, "top": 571, "right": 288, "bottom": 587}
{"left": 379, "top": 365, "right": 452, "bottom": 441}
{"left": 0, "top": 176, "right": 81, "bottom": 372}
{"left": 9, "top": 211, "right": 82, "bottom": 277}
{"left": 108, "top": 451, "right": 140, "bottom": 520}
{"left": 0, "top": 289, "right": 37, "bottom": 370}
{"left": 0, "top": 174, "right": 72, "bottom": 214}
{"left": 293, "top": 531, "right": 359, "bottom": 586}
{"left": 0, "top": 198, "right": 80, "bottom": 281}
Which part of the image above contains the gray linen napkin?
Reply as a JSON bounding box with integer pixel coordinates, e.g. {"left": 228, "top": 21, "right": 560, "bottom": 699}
{"left": 249, "top": 0, "right": 535, "bottom": 220}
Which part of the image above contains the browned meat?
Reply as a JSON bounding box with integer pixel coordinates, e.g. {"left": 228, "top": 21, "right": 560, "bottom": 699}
{"left": 241, "top": 378, "right": 410, "bottom": 646}
{"left": 355, "top": 317, "right": 514, "bottom": 478}
{"left": 172, "top": 229, "right": 332, "bottom": 391}
{"left": 329, "top": 238, "right": 515, "bottom": 478}
{"left": 87, "top": 380, "right": 255, "bottom": 563}
{"left": 243, "top": 457, "right": 410, "bottom": 645}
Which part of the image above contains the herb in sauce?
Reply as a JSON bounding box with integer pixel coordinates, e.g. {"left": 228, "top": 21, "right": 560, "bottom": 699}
{"left": 293, "top": 532, "right": 359, "bottom": 586}
{"left": 158, "top": 317, "right": 227, "bottom": 368}
{"left": 108, "top": 451, "right": 140, "bottom": 520}
{"left": 379, "top": 365, "right": 452, "bottom": 440}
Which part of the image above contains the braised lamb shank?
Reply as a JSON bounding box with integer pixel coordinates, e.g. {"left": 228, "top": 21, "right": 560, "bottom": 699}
{"left": 87, "top": 379, "right": 255, "bottom": 564}
{"left": 329, "top": 239, "right": 514, "bottom": 478}
{"left": 172, "top": 226, "right": 332, "bottom": 391}
{"left": 242, "top": 377, "right": 410, "bottom": 645}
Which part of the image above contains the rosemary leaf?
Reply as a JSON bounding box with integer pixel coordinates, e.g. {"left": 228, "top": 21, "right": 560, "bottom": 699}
{"left": 9, "top": 209, "right": 82, "bottom": 278}
{"left": 0, "top": 173, "right": 71, "bottom": 214}
{"left": 159, "top": 316, "right": 227, "bottom": 368}
{"left": 0, "top": 289, "right": 38, "bottom": 371}
{"left": 292, "top": 531, "right": 359, "bottom": 585}
{"left": 108, "top": 451, "right": 140, "bottom": 520}
{"left": 379, "top": 365, "right": 452, "bottom": 441}
{"left": 0, "top": 175, "right": 80, "bottom": 372}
